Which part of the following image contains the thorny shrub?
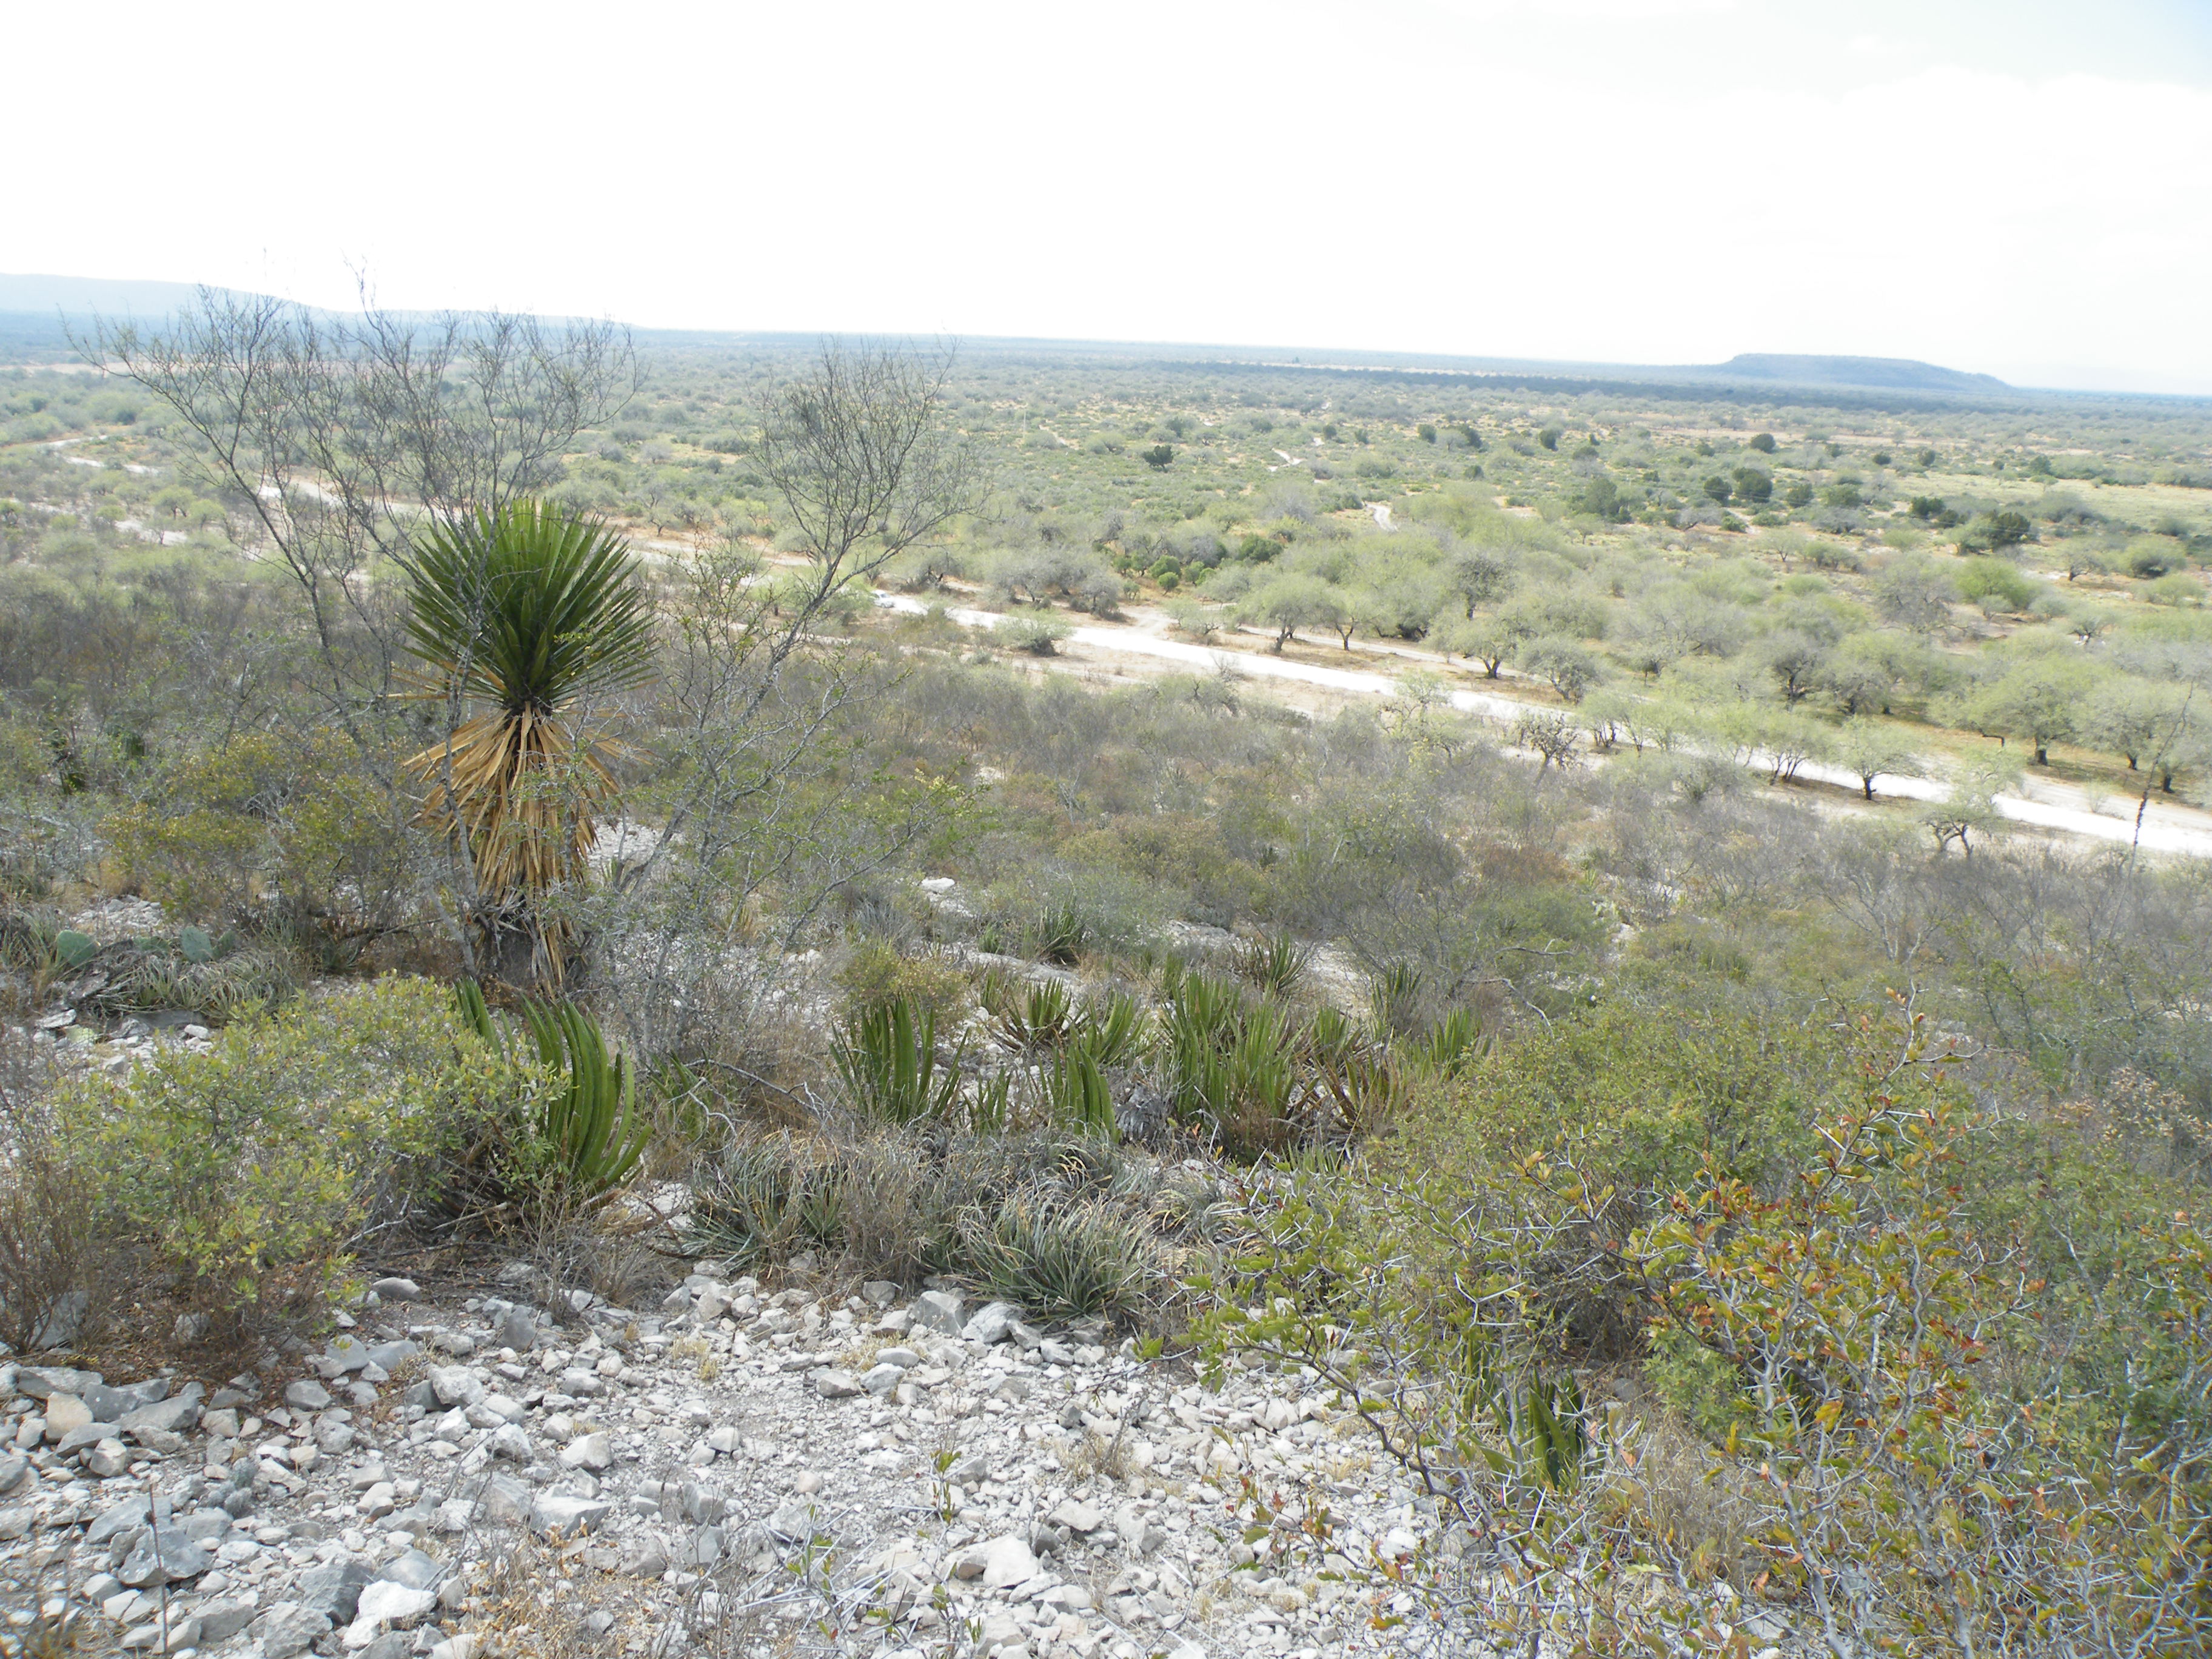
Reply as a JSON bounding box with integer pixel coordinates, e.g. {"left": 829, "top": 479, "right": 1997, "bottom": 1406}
{"left": 1191, "top": 1008, "right": 2212, "bottom": 1657}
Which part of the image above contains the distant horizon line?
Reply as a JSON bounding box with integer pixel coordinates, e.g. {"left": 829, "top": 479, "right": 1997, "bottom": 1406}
{"left": 2, "top": 270, "right": 2208, "bottom": 403}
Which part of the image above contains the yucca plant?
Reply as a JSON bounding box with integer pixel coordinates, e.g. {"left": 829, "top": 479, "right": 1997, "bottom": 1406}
{"left": 1069, "top": 990, "right": 1147, "bottom": 1070}
{"left": 1406, "top": 1008, "right": 1484, "bottom": 1077}
{"left": 832, "top": 994, "right": 964, "bottom": 1125}
{"left": 455, "top": 979, "right": 651, "bottom": 1205}
{"left": 1027, "top": 902, "right": 1093, "bottom": 966}
{"left": 1044, "top": 1051, "right": 1118, "bottom": 1140}
{"left": 1159, "top": 971, "right": 1302, "bottom": 1158}
{"left": 967, "top": 1069, "right": 1014, "bottom": 1136}
{"left": 1307, "top": 1040, "right": 1410, "bottom": 1144}
{"left": 400, "top": 501, "right": 655, "bottom": 982}
{"left": 1493, "top": 1372, "right": 1588, "bottom": 1493}
{"left": 1368, "top": 960, "right": 1423, "bottom": 1035}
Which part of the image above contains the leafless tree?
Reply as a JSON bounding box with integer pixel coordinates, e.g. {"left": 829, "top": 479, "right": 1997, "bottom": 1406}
{"left": 80, "top": 288, "right": 639, "bottom": 723}
{"left": 592, "top": 341, "right": 985, "bottom": 1063}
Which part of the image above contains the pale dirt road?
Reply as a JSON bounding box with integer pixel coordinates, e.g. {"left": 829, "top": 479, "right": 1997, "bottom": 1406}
{"left": 874, "top": 591, "right": 2212, "bottom": 861}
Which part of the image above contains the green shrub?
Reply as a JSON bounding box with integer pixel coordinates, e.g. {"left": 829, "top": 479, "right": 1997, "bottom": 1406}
{"left": 1000, "top": 614, "right": 1072, "bottom": 655}
{"left": 1956, "top": 555, "right": 2036, "bottom": 615}
{"left": 1195, "top": 1004, "right": 2212, "bottom": 1656}
{"left": 1642, "top": 1327, "right": 1743, "bottom": 1437}
{"left": 837, "top": 941, "right": 972, "bottom": 1026}
{"left": 61, "top": 977, "right": 512, "bottom": 1329}
{"left": 100, "top": 730, "right": 411, "bottom": 939}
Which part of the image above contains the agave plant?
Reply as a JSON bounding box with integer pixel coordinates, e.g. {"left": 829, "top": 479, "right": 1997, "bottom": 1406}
{"left": 400, "top": 501, "right": 655, "bottom": 980}
{"left": 1068, "top": 990, "right": 1147, "bottom": 1070}
{"left": 1232, "top": 928, "right": 1314, "bottom": 998}
{"left": 980, "top": 970, "right": 1074, "bottom": 1053}
{"left": 455, "top": 979, "right": 651, "bottom": 1205}
{"left": 832, "top": 995, "right": 964, "bottom": 1125}
{"left": 963, "top": 1198, "right": 1150, "bottom": 1318}
{"left": 1158, "top": 971, "right": 1301, "bottom": 1157}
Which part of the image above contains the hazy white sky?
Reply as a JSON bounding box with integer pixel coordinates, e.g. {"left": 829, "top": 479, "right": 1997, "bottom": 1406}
{"left": 8, "top": 1, "right": 2211, "bottom": 390}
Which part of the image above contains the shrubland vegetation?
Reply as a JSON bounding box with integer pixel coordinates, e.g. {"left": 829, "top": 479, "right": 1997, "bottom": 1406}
{"left": 0, "top": 296, "right": 2208, "bottom": 1654}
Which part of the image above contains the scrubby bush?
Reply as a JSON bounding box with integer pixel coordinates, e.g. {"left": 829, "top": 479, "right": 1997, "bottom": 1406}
{"left": 1196, "top": 1005, "right": 2212, "bottom": 1655}
{"left": 1957, "top": 555, "right": 2037, "bottom": 614}
{"left": 101, "top": 730, "right": 412, "bottom": 943}
{"left": 58, "top": 976, "right": 518, "bottom": 1332}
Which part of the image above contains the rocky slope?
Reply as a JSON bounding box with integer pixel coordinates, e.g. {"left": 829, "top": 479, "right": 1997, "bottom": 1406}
{"left": 0, "top": 1266, "right": 1519, "bottom": 1659}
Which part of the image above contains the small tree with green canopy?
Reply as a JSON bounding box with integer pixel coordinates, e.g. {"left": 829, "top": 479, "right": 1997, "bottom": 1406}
{"left": 1874, "top": 557, "right": 1959, "bottom": 635}
{"left": 1521, "top": 637, "right": 1598, "bottom": 703}
{"left": 2082, "top": 677, "right": 2188, "bottom": 774}
{"left": 1834, "top": 719, "right": 1924, "bottom": 800}
{"left": 1241, "top": 574, "right": 1341, "bottom": 651}
{"left": 1442, "top": 545, "right": 1515, "bottom": 616}
{"left": 1921, "top": 754, "right": 2020, "bottom": 855}
{"left": 1440, "top": 616, "right": 1517, "bottom": 678}
{"left": 1963, "top": 655, "right": 2095, "bottom": 765}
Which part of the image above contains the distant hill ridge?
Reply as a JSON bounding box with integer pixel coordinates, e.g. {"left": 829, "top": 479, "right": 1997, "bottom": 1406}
{"left": 0, "top": 273, "right": 2016, "bottom": 397}
{"left": 1693, "top": 353, "right": 2010, "bottom": 393}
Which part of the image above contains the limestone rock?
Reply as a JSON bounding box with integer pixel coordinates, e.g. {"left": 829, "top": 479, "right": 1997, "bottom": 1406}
{"left": 560, "top": 1431, "right": 614, "bottom": 1470}
{"left": 255, "top": 1604, "right": 333, "bottom": 1659}
{"left": 41, "top": 1392, "right": 92, "bottom": 1439}
{"left": 346, "top": 1578, "right": 438, "bottom": 1641}
{"left": 961, "top": 1301, "right": 1024, "bottom": 1344}
{"left": 980, "top": 1533, "right": 1041, "bottom": 1587}
{"left": 910, "top": 1290, "right": 965, "bottom": 1335}
{"left": 427, "top": 1366, "right": 483, "bottom": 1408}
{"left": 531, "top": 1493, "right": 613, "bottom": 1537}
